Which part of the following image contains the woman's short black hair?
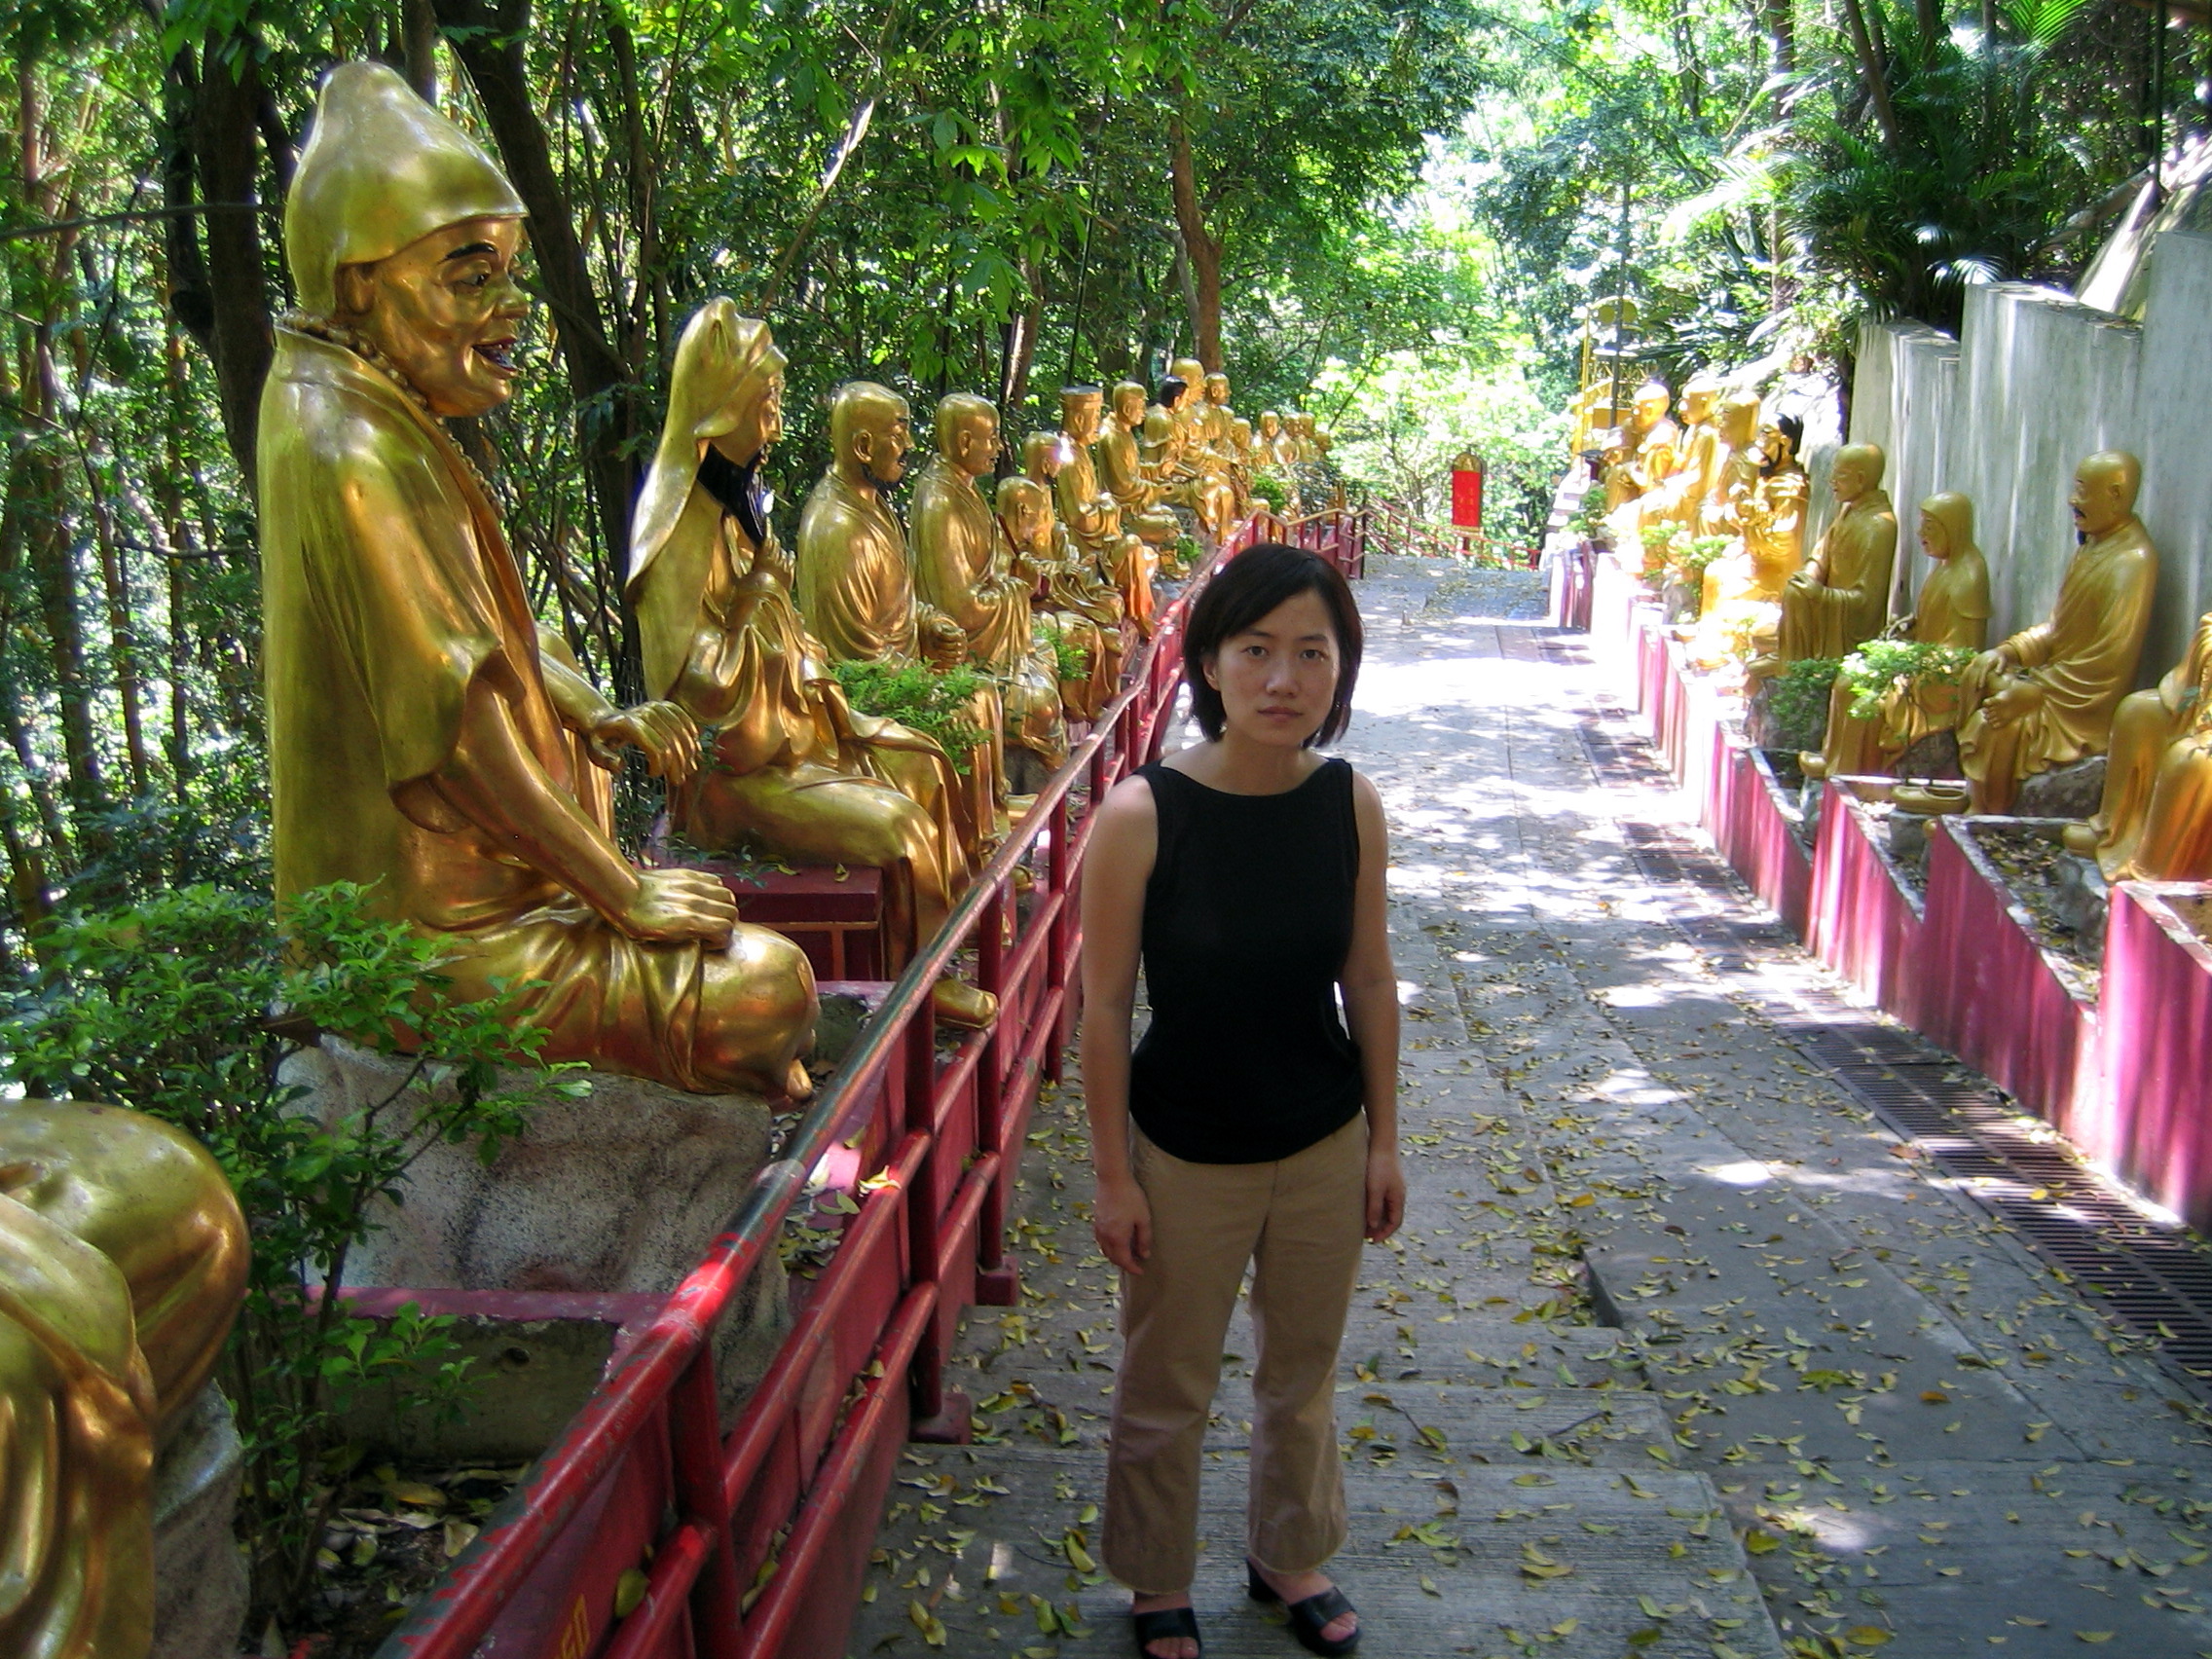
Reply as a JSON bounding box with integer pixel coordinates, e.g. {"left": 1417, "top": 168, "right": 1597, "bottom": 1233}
{"left": 1181, "top": 543, "right": 1363, "bottom": 747}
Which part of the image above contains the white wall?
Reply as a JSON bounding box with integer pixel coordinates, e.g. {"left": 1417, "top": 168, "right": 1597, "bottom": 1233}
{"left": 1851, "top": 230, "right": 2212, "bottom": 682}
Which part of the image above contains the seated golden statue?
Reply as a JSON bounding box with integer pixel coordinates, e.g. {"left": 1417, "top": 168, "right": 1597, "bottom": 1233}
{"left": 2065, "top": 611, "right": 2212, "bottom": 880}
{"left": 1651, "top": 373, "right": 1721, "bottom": 529}
{"left": 626, "top": 304, "right": 991, "bottom": 1026}
{"left": 1746, "top": 442, "right": 1897, "bottom": 685}
{"left": 1020, "top": 430, "right": 1127, "bottom": 646}
{"left": 1696, "top": 389, "right": 1763, "bottom": 541}
{"left": 1288, "top": 412, "right": 1322, "bottom": 465}
{"left": 262, "top": 63, "right": 815, "bottom": 1098}
{"left": 1599, "top": 380, "right": 1677, "bottom": 521}
{"left": 1956, "top": 452, "right": 2157, "bottom": 814}
{"left": 1803, "top": 491, "right": 1990, "bottom": 780}
{"left": 1052, "top": 386, "right": 1155, "bottom": 638}
{"left": 996, "top": 470, "right": 1115, "bottom": 721}
{"left": 797, "top": 382, "right": 1007, "bottom": 842}
{"left": 1200, "top": 370, "right": 1252, "bottom": 515}
{"left": 1139, "top": 365, "right": 1234, "bottom": 548}
{"left": 0, "top": 1098, "right": 247, "bottom": 1659}
{"left": 909, "top": 393, "right": 1069, "bottom": 782}
{"left": 1099, "top": 381, "right": 1184, "bottom": 552}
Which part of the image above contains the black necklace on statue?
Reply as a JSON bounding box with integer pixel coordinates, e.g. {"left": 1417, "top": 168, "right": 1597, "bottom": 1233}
{"left": 697, "top": 446, "right": 773, "bottom": 547}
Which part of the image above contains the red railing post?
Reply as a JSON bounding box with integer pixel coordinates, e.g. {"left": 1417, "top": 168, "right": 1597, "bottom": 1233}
{"left": 902, "top": 1006, "right": 949, "bottom": 1431}
{"left": 673, "top": 1350, "right": 746, "bottom": 1659}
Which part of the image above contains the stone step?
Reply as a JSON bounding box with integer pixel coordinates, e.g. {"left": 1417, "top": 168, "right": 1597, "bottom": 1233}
{"left": 850, "top": 1443, "right": 1786, "bottom": 1659}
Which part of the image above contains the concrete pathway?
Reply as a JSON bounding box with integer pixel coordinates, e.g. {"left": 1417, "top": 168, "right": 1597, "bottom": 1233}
{"left": 845, "top": 557, "right": 2212, "bottom": 1659}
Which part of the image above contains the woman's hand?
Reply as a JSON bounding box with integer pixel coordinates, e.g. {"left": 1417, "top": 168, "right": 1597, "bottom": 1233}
{"left": 1092, "top": 1175, "right": 1154, "bottom": 1274}
{"left": 1364, "top": 1149, "right": 1406, "bottom": 1243}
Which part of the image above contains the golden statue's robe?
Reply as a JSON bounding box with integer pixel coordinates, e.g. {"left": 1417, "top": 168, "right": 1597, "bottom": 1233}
{"left": 1958, "top": 521, "right": 2157, "bottom": 815}
{"left": 2075, "top": 609, "right": 2212, "bottom": 880}
{"left": 261, "top": 329, "right": 814, "bottom": 1094}
{"left": 1777, "top": 490, "right": 1898, "bottom": 664}
{"left": 0, "top": 1100, "right": 249, "bottom": 1659}
{"left": 909, "top": 457, "right": 1067, "bottom": 770}
{"left": 795, "top": 468, "right": 926, "bottom": 666}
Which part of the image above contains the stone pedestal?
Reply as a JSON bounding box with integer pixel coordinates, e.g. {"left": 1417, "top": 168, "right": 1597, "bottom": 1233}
{"left": 282, "top": 1040, "right": 793, "bottom": 1417}
{"left": 2015, "top": 755, "right": 2106, "bottom": 819}
{"left": 152, "top": 1383, "right": 248, "bottom": 1659}
{"left": 283, "top": 1039, "right": 781, "bottom": 1295}
{"left": 2052, "top": 850, "right": 2112, "bottom": 943}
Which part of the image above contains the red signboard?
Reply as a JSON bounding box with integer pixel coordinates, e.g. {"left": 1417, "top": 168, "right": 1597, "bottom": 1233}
{"left": 1450, "top": 463, "right": 1484, "bottom": 531}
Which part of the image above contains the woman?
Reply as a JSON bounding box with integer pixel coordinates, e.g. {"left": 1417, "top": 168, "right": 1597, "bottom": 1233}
{"left": 1080, "top": 544, "right": 1404, "bottom": 1659}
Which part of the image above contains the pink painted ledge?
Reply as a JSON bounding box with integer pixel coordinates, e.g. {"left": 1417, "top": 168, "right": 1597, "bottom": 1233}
{"left": 1921, "top": 816, "right": 2099, "bottom": 1139}
{"left": 2094, "top": 881, "right": 2212, "bottom": 1228}
{"left": 1810, "top": 779, "right": 1929, "bottom": 1032}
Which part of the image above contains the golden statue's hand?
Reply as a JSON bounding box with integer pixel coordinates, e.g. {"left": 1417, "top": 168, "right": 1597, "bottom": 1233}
{"left": 589, "top": 702, "right": 702, "bottom": 784}
{"left": 617, "top": 867, "right": 738, "bottom": 945}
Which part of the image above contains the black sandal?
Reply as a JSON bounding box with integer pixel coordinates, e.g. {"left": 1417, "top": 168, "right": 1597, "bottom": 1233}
{"left": 1246, "top": 1561, "right": 1360, "bottom": 1656}
{"left": 1131, "top": 1604, "right": 1203, "bottom": 1657}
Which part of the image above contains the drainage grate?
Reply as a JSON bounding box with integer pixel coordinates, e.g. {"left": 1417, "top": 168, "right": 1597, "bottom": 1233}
{"left": 1567, "top": 689, "right": 2212, "bottom": 1396}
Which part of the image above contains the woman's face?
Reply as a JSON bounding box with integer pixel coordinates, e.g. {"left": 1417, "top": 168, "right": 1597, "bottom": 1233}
{"left": 1203, "top": 588, "right": 1342, "bottom": 749}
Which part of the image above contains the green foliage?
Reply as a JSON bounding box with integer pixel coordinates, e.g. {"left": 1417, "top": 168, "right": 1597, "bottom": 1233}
{"left": 1249, "top": 474, "right": 1290, "bottom": 512}
{"left": 1038, "top": 621, "right": 1092, "bottom": 684}
{"left": 830, "top": 660, "right": 989, "bottom": 773}
{"left": 1838, "top": 639, "right": 1978, "bottom": 720}
{"left": 1765, "top": 657, "right": 1844, "bottom": 752}
{"left": 0, "top": 881, "right": 574, "bottom": 1633}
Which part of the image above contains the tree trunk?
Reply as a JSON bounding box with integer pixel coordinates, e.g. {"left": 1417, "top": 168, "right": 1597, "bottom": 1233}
{"left": 1764, "top": 0, "right": 1795, "bottom": 74}
{"left": 1168, "top": 114, "right": 1224, "bottom": 371}
{"left": 1835, "top": 0, "right": 1901, "bottom": 145}
{"left": 402, "top": 0, "right": 440, "bottom": 99}
{"left": 190, "top": 43, "right": 276, "bottom": 482}
{"left": 434, "top": 0, "right": 640, "bottom": 689}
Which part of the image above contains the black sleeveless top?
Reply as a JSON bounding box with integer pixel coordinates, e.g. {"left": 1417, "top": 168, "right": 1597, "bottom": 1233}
{"left": 1128, "top": 757, "right": 1365, "bottom": 1163}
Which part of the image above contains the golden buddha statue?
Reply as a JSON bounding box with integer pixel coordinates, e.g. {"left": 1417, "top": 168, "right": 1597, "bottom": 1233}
{"left": 997, "top": 469, "right": 1116, "bottom": 721}
{"left": 626, "top": 304, "right": 992, "bottom": 1026}
{"left": 1697, "top": 389, "right": 1763, "bottom": 541}
{"left": 1599, "top": 380, "right": 1677, "bottom": 518}
{"left": 1099, "top": 380, "right": 1184, "bottom": 553}
{"left": 1956, "top": 452, "right": 2157, "bottom": 815}
{"left": 1053, "top": 385, "right": 1155, "bottom": 637}
{"left": 1654, "top": 373, "right": 1722, "bottom": 528}
{"left": 1200, "top": 370, "right": 1252, "bottom": 515}
{"left": 1019, "top": 429, "right": 1127, "bottom": 648}
{"left": 1746, "top": 442, "right": 1897, "bottom": 685}
{"left": 1802, "top": 492, "right": 1990, "bottom": 780}
{"left": 1144, "top": 364, "right": 1235, "bottom": 546}
{"left": 1289, "top": 412, "right": 1322, "bottom": 465}
{"left": 262, "top": 63, "right": 815, "bottom": 1098}
{"left": 2065, "top": 610, "right": 2212, "bottom": 881}
{"left": 909, "top": 393, "right": 1069, "bottom": 781}
{"left": 0, "top": 1100, "right": 249, "bottom": 1659}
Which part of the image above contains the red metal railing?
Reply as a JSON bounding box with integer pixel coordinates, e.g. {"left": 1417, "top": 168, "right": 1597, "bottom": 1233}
{"left": 375, "top": 509, "right": 1356, "bottom": 1659}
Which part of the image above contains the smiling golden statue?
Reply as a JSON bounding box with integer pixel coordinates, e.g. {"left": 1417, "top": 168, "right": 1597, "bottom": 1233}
{"left": 260, "top": 63, "right": 816, "bottom": 1097}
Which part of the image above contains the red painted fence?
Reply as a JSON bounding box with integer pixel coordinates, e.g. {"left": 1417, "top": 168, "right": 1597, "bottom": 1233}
{"left": 377, "top": 507, "right": 1366, "bottom": 1659}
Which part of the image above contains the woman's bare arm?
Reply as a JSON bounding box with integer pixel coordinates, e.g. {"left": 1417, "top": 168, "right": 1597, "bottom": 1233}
{"left": 1078, "top": 773, "right": 1158, "bottom": 1272}
{"left": 1339, "top": 769, "right": 1404, "bottom": 1241}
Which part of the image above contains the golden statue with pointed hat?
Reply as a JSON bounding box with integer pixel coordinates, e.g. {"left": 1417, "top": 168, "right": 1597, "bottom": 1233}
{"left": 262, "top": 62, "right": 816, "bottom": 1098}
{"left": 626, "top": 304, "right": 994, "bottom": 1026}
{"left": 0, "top": 1099, "right": 248, "bottom": 1659}
{"left": 1056, "top": 387, "right": 1156, "bottom": 635}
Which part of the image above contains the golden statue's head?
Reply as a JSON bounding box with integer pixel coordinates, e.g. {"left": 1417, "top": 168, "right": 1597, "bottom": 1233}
{"left": 1060, "top": 385, "right": 1105, "bottom": 445}
{"left": 830, "top": 382, "right": 913, "bottom": 490}
{"left": 1633, "top": 379, "right": 1671, "bottom": 425}
{"left": 1168, "top": 358, "right": 1205, "bottom": 403}
{"left": 290, "top": 63, "right": 530, "bottom": 419}
{"left": 1716, "top": 388, "right": 1760, "bottom": 446}
{"left": 1679, "top": 372, "right": 1722, "bottom": 423}
{"left": 667, "top": 301, "right": 787, "bottom": 466}
{"left": 1259, "top": 410, "right": 1282, "bottom": 437}
{"left": 2071, "top": 450, "right": 2141, "bottom": 537}
{"left": 1205, "top": 372, "right": 1231, "bottom": 405}
{"left": 996, "top": 474, "right": 1053, "bottom": 555}
{"left": 1314, "top": 425, "right": 1333, "bottom": 453}
{"left": 933, "top": 392, "right": 1001, "bottom": 478}
{"left": 1111, "top": 381, "right": 1149, "bottom": 428}
{"left": 1918, "top": 493, "right": 1975, "bottom": 563}
{"left": 1232, "top": 416, "right": 1253, "bottom": 452}
{"left": 1757, "top": 418, "right": 1800, "bottom": 473}
{"left": 1022, "top": 429, "right": 1070, "bottom": 482}
{"left": 1829, "top": 442, "right": 1886, "bottom": 504}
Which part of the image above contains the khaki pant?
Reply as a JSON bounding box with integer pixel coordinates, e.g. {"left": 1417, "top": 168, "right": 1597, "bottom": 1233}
{"left": 1103, "top": 1114, "right": 1368, "bottom": 1594}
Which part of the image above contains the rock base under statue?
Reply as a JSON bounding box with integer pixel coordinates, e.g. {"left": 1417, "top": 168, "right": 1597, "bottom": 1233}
{"left": 153, "top": 1383, "right": 248, "bottom": 1659}
{"left": 2015, "top": 756, "right": 2107, "bottom": 820}
{"left": 1894, "top": 728, "right": 1962, "bottom": 780}
{"left": 282, "top": 1039, "right": 793, "bottom": 1418}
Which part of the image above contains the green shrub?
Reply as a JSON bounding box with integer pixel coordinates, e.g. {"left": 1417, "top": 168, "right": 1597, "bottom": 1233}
{"left": 830, "top": 659, "right": 988, "bottom": 772}
{"left": 0, "top": 881, "right": 572, "bottom": 1635}
{"left": 1837, "top": 640, "right": 1978, "bottom": 721}
{"left": 1039, "top": 620, "right": 1091, "bottom": 683}
{"left": 1250, "top": 474, "right": 1289, "bottom": 512}
{"left": 1765, "top": 656, "right": 1843, "bottom": 751}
